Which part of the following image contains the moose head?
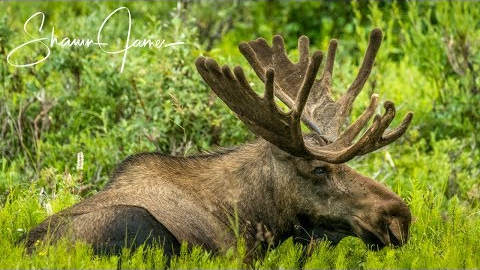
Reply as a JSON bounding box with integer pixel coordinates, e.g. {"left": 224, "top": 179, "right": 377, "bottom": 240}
{"left": 195, "top": 28, "right": 413, "bottom": 248}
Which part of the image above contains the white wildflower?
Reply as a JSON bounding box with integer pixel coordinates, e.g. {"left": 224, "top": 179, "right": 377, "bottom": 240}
{"left": 76, "top": 151, "right": 84, "bottom": 171}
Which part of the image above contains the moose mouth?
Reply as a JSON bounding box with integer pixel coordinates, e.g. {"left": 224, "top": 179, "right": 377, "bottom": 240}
{"left": 294, "top": 215, "right": 351, "bottom": 246}
{"left": 295, "top": 214, "right": 408, "bottom": 249}
{"left": 351, "top": 215, "right": 407, "bottom": 249}
{"left": 294, "top": 225, "right": 350, "bottom": 246}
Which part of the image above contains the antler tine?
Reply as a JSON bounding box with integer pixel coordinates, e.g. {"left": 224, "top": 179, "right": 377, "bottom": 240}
{"left": 264, "top": 68, "right": 276, "bottom": 109}
{"left": 319, "top": 39, "right": 338, "bottom": 95}
{"left": 298, "top": 35, "right": 310, "bottom": 64}
{"left": 369, "top": 101, "right": 397, "bottom": 142}
{"left": 239, "top": 39, "right": 270, "bottom": 83}
{"left": 339, "top": 28, "right": 383, "bottom": 114}
{"left": 324, "top": 39, "right": 338, "bottom": 78}
{"left": 294, "top": 51, "right": 323, "bottom": 119}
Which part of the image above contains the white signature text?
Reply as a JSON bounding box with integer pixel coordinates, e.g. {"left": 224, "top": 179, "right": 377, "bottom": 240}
{"left": 7, "top": 7, "right": 185, "bottom": 73}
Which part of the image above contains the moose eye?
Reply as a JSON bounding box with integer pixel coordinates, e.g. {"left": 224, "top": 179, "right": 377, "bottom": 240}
{"left": 312, "top": 167, "right": 328, "bottom": 176}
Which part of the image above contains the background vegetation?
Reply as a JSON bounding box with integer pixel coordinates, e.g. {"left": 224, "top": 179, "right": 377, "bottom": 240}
{"left": 0, "top": 0, "right": 479, "bottom": 268}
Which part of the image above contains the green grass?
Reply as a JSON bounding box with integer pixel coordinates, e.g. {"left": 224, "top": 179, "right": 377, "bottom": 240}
{"left": 1, "top": 1, "right": 480, "bottom": 269}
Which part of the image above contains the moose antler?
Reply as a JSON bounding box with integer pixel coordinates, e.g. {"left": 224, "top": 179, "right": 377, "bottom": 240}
{"left": 195, "top": 28, "right": 413, "bottom": 163}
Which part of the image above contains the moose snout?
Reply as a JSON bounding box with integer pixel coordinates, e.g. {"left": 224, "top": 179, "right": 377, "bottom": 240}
{"left": 383, "top": 199, "right": 411, "bottom": 247}
{"left": 385, "top": 214, "right": 410, "bottom": 247}
{"left": 351, "top": 198, "right": 411, "bottom": 249}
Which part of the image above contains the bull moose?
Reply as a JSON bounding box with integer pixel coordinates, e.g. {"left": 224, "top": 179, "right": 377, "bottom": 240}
{"left": 25, "top": 28, "right": 413, "bottom": 258}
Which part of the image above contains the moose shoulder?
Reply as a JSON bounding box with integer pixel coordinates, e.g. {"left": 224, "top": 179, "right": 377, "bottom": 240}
{"left": 25, "top": 28, "right": 413, "bottom": 257}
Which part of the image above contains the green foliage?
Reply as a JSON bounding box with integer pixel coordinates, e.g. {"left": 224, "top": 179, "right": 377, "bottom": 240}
{"left": 397, "top": 1, "right": 480, "bottom": 144}
{"left": 255, "top": 238, "right": 304, "bottom": 269}
{"left": 0, "top": 1, "right": 479, "bottom": 269}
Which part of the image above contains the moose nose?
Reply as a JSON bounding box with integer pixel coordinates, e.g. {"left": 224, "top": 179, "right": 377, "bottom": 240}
{"left": 352, "top": 197, "right": 411, "bottom": 249}
{"left": 385, "top": 215, "right": 410, "bottom": 246}
{"left": 384, "top": 201, "right": 411, "bottom": 247}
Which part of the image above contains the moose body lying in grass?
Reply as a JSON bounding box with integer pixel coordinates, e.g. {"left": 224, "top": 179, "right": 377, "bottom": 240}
{"left": 25, "top": 28, "right": 413, "bottom": 258}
